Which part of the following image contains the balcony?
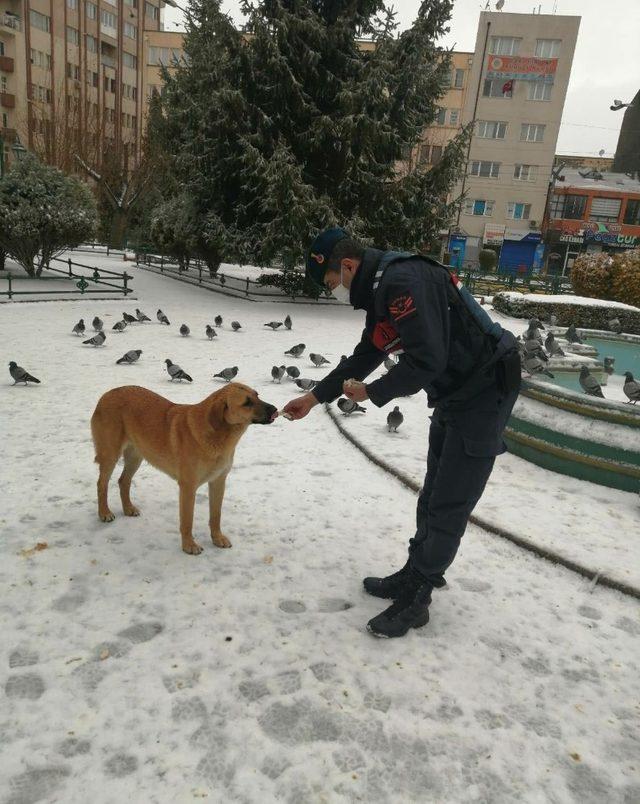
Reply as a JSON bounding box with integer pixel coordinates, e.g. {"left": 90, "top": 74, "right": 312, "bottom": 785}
{"left": 0, "top": 56, "right": 15, "bottom": 73}
{"left": 0, "top": 13, "right": 21, "bottom": 33}
{"left": 0, "top": 92, "right": 15, "bottom": 109}
{"left": 0, "top": 127, "right": 17, "bottom": 143}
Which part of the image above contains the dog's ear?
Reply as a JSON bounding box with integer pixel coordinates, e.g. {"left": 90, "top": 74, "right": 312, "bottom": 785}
{"left": 208, "top": 396, "right": 228, "bottom": 429}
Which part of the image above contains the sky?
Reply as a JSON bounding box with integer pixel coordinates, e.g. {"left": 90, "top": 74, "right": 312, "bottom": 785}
{"left": 163, "top": 0, "right": 639, "bottom": 158}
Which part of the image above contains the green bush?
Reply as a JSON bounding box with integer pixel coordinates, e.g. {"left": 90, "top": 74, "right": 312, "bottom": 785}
{"left": 257, "top": 269, "right": 321, "bottom": 299}
{"left": 478, "top": 248, "right": 497, "bottom": 273}
{"left": 609, "top": 249, "right": 640, "bottom": 308}
{"left": 570, "top": 249, "right": 640, "bottom": 307}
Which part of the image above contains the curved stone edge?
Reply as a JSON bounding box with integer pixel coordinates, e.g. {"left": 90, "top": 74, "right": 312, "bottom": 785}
{"left": 324, "top": 403, "right": 640, "bottom": 601}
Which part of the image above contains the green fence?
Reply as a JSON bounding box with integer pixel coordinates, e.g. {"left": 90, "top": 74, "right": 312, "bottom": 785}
{"left": 1, "top": 256, "right": 133, "bottom": 300}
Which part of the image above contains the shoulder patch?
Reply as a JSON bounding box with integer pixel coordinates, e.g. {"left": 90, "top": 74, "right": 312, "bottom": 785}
{"left": 389, "top": 293, "right": 417, "bottom": 322}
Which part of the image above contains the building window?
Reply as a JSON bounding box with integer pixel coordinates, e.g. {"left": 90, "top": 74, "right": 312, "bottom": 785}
{"left": 0, "top": 42, "right": 4, "bottom": 57}
{"left": 483, "top": 78, "right": 512, "bottom": 98}
{"left": 470, "top": 160, "right": 500, "bottom": 178}
{"left": 124, "top": 0, "right": 137, "bottom": 6}
{"left": 30, "top": 49, "right": 52, "bottom": 71}
{"left": 100, "top": 10, "right": 117, "bottom": 37}
{"left": 86, "top": 35, "right": 97, "bottom": 53}
{"left": 148, "top": 46, "right": 183, "bottom": 66}
{"left": 527, "top": 81, "right": 552, "bottom": 101}
{"left": 449, "top": 109, "right": 459, "bottom": 125}
{"left": 463, "top": 199, "right": 494, "bottom": 217}
{"left": 145, "top": 2, "right": 160, "bottom": 21}
{"left": 514, "top": 164, "right": 538, "bottom": 181}
{"left": 0, "top": 76, "right": 6, "bottom": 93}
{"left": 507, "top": 202, "right": 531, "bottom": 220}
{"left": 123, "top": 52, "right": 138, "bottom": 69}
{"left": 430, "top": 145, "right": 443, "bottom": 164}
{"left": 124, "top": 22, "right": 137, "bottom": 39}
{"left": 30, "top": 10, "right": 51, "bottom": 33}
{"left": 2, "top": 112, "right": 8, "bottom": 128}
{"left": 434, "top": 107, "right": 446, "bottom": 125}
{"left": 489, "top": 36, "right": 521, "bottom": 56}
{"left": 476, "top": 120, "right": 507, "bottom": 139}
{"left": 67, "top": 0, "right": 78, "bottom": 8}
{"left": 550, "top": 193, "right": 587, "bottom": 220}
{"left": 66, "top": 62, "right": 80, "bottom": 80}
{"left": 520, "top": 123, "right": 545, "bottom": 142}
{"left": 454, "top": 68, "right": 465, "bottom": 88}
{"left": 590, "top": 197, "right": 622, "bottom": 223}
{"left": 623, "top": 199, "right": 640, "bottom": 225}
{"left": 67, "top": 26, "right": 80, "bottom": 46}
{"left": 535, "top": 39, "right": 561, "bottom": 58}
{"left": 86, "top": 2, "right": 97, "bottom": 19}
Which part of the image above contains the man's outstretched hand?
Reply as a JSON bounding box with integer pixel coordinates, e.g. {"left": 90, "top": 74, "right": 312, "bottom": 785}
{"left": 343, "top": 379, "right": 368, "bottom": 403}
{"left": 281, "top": 392, "right": 319, "bottom": 420}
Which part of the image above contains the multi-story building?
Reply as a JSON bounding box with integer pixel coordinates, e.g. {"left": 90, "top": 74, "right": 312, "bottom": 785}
{"left": 544, "top": 169, "right": 640, "bottom": 275}
{"left": 140, "top": 26, "right": 182, "bottom": 129}
{"left": 555, "top": 154, "right": 614, "bottom": 173}
{"left": 0, "top": 0, "right": 181, "bottom": 174}
{"left": 435, "top": 10, "right": 580, "bottom": 272}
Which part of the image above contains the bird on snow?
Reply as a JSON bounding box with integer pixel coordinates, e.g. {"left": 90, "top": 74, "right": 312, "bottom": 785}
{"left": 337, "top": 397, "right": 366, "bottom": 415}
{"left": 214, "top": 366, "right": 238, "bottom": 382}
{"left": 116, "top": 349, "right": 142, "bottom": 365}
{"left": 545, "top": 332, "right": 565, "bottom": 357}
{"left": 529, "top": 317, "right": 545, "bottom": 331}
{"left": 122, "top": 312, "right": 137, "bottom": 325}
{"left": 165, "top": 359, "right": 193, "bottom": 382}
{"left": 112, "top": 319, "right": 127, "bottom": 332}
{"left": 72, "top": 319, "right": 85, "bottom": 336}
{"left": 214, "top": 315, "right": 223, "bottom": 327}
{"left": 180, "top": 324, "right": 190, "bottom": 337}
{"left": 157, "top": 309, "right": 170, "bottom": 325}
{"left": 309, "top": 353, "right": 330, "bottom": 367}
{"left": 231, "top": 321, "right": 242, "bottom": 331}
{"left": 623, "top": 372, "right": 640, "bottom": 404}
{"left": 135, "top": 308, "right": 151, "bottom": 322}
{"left": 92, "top": 316, "right": 103, "bottom": 332}
{"left": 264, "top": 321, "right": 283, "bottom": 330}
{"left": 603, "top": 357, "right": 615, "bottom": 376}
{"left": 295, "top": 378, "right": 317, "bottom": 391}
{"left": 205, "top": 325, "right": 217, "bottom": 340}
{"left": 285, "top": 343, "right": 305, "bottom": 358}
{"left": 565, "top": 324, "right": 583, "bottom": 344}
{"left": 384, "top": 356, "right": 397, "bottom": 371}
{"left": 286, "top": 365, "right": 300, "bottom": 380}
{"left": 271, "top": 365, "right": 286, "bottom": 383}
{"left": 83, "top": 331, "right": 106, "bottom": 347}
{"left": 387, "top": 406, "right": 404, "bottom": 432}
{"left": 524, "top": 324, "right": 543, "bottom": 344}
{"left": 608, "top": 317, "right": 622, "bottom": 334}
{"left": 284, "top": 315, "right": 292, "bottom": 330}
{"left": 524, "top": 338, "right": 548, "bottom": 360}
{"left": 579, "top": 366, "right": 604, "bottom": 398}
{"left": 549, "top": 313, "right": 558, "bottom": 327}
{"left": 523, "top": 355, "right": 554, "bottom": 378}
{"left": 9, "top": 361, "right": 40, "bottom": 385}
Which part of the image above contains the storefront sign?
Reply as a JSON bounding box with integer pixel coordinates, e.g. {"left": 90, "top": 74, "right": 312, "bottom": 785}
{"left": 483, "top": 224, "right": 505, "bottom": 245}
{"left": 486, "top": 55, "right": 557, "bottom": 83}
{"left": 584, "top": 231, "right": 638, "bottom": 248}
{"left": 559, "top": 234, "right": 583, "bottom": 244}
{"left": 550, "top": 220, "right": 639, "bottom": 248}
{"left": 504, "top": 228, "right": 542, "bottom": 242}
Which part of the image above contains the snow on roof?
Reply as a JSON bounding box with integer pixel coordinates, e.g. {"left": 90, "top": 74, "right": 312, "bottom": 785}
{"left": 555, "top": 169, "right": 640, "bottom": 195}
{"left": 500, "top": 292, "right": 640, "bottom": 311}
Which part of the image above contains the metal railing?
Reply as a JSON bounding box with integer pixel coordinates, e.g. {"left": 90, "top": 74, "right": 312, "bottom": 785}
{"left": 0, "top": 13, "right": 21, "bottom": 32}
{"left": 1, "top": 256, "right": 133, "bottom": 299}
{"left": 458, "top": 266, "right": 573, "bottom": 296}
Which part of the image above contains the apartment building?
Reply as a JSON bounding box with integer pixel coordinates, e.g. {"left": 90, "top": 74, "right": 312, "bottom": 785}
{"left": 0, "top": 0, "right": 177, "bottom": 174}
{"left": 444, "top": 10, "right": 580, "bottom": 272}
{"left": 140, "top": 26, "right": 182, "bottom": 129}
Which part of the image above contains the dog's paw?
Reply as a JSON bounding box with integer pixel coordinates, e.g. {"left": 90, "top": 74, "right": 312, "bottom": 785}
{"left": 212, "top": 534, "right": 232, "bottom": 548}
{"left": 182, "top": 540, "right": 203, "bottom": 555}
{"left": 123, "top": 505, "right": 141, "bottom": 517}
{"left": 99, "top": 511, "right": 115, "bottom": 523}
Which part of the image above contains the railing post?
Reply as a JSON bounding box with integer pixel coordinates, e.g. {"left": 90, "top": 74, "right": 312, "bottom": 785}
{"left": 123, "top": 272, "right": 130, "bottom": 295}
{"left": 7, "top": 272, "right": 12, "bottom": 299}
{"left": 160, "top": 255, "right": 164, "bottom": 272}
{"left": 246, "top": 277, "right": 249, "bottom": 297}
{"left": 198, "top": 266, "right": 202, "bottom": 284}
{"left": 106, "top": 245, "right": 110, "bottom": 256}
{"left": 68, "top": 258, "right": 72, "bottom": 277}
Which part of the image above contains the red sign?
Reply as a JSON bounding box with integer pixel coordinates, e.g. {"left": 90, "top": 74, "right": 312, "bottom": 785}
{"left": 486, "top": 55, "right": 558, "bottom": 74}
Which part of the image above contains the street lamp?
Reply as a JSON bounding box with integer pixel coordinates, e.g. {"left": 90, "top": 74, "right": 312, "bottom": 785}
{"left": 163, "top": 0, "right": 189, "bottom": 12}
{"left": 610, "top": 99, "right": 635, "bottom": 112}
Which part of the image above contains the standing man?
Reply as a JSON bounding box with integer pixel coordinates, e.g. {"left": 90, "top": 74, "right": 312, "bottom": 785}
{"left": 282, "top": 228, "right": 521, "bottom": 638}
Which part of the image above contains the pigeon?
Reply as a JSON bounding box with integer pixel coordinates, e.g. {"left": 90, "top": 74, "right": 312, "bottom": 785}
{"left": 214, "top": 366, "right": 238, "bottom": 382}
{"left": 264, "top": 322, "right": 283, "bottom": 330}
{"left": 565, "top": 324, "right": 583, "bottom": 344}
{"left": 523, "top": 355, "right": 554, "bottom": 378}
{"left": 387, "top": 406, "right": 404, "bottom": 432}
{"left": 112, "top": 319, "right": 127, "bottom": 332}
{"left": 545, "top": 332, "right": 565, "bottom": 357}
{"left": 72, "top": 319, "right": 85, "bottom": 336}
{"left": 524, "top": 324, "right": 543, "bottom": 344}
{"left": 231, "top": 321, "right": 242, "bottom": 331}
{"left": 529, "top": 317, "right": 545, "bottom": 331}
{"left": 92, "top": 316, "right": 103, "bottom": 332}
{"left": 135, "top": 308, "right": 151, "bottom": 322}
{"left": 83, "top": 331, "right": 106, "bottom": 347}
{"left": 286, "top": 365, "right": 300, "bottom": 380}
{"left": 309, "top": 353, "right": 330, "bottom": 367}
{"left": 549, "top": 313, "right": 558, "bottom": 327}
{"left": 271, "top": 365, "right": 286, "bottom": 383}
{"left": 608, "top": 318, "right": 622, "bottom": 334}
{"left": 205, "top": 325, "right": 217, "bottom": 340}
{"left": 180, "top": 324, "right": 190, "bottom": 337}
{"left": 122, "top": 312, "right": 137, "bottom": 325}
{"left": 219, "top": 275, "right": 226, "bottom": 285}
{"left": 383, "top": 356, "right": 397, "bottom": 371}
{"left": 284, "top": 315, "right": 292, "bottom": 330}
{"left": 285, "top": 343, "right": 306, "bottom": 358}
{"left": 603, "top": 357, "right": 615, "bottom": 376}
{"left": 157, "top": 309, "right": 170, "bottom": 325}
{"left": 9, "top": 361, "right": 40, "bottom": 385}
{"left": 165, "top": 359, "right": 192, "bottom": 382}
{"left": 116, "top": 349, "right": 142, "bottom": 365}
{"left": 337, "top": 397, "right": 366, "bottom": 415}
{"left": 623, "top": 372, "right": 640, "bottom": 404}
{"left": 524, "top": 338, "right": 548, "bottom": 360}
{"left": 214, "top": 315, "right": 223, "bottom": 327}
{"left": 295, "top": 378, "right": 317, "bottom": 391}
{"left": 579, "top": 366, "right": 604, "bottom": 397}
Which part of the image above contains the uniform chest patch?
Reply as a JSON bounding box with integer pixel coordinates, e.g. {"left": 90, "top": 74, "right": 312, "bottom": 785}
{"left": 372, "top": 321, "right": 403, "bottom": 354}
{"left": 389, "top": 293, "right": 417, "bottom": 321}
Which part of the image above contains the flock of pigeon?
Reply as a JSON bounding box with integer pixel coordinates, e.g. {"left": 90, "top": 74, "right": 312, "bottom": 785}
{"left": 517, "top": 315, "right": 640, "bottom": 403}
{"left": 8, "top": 307, "right": 408, "bottom": 430}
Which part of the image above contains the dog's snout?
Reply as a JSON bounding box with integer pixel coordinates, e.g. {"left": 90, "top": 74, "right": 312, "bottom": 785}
{"left": 257, "top": 402, "right": 278, "bottom": 424}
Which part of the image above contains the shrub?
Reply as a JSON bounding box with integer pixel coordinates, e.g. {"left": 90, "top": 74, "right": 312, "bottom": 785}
{"left": 257, "top": 269, "right": 321, "bottom": 299}
{"left": 609, "top": 249, "right": 640, "bottom": 308}
{"left": 478, "top": 248, "right": 497, "bottom": 273}
{"left": 570, "top": 248, "right": 640, "bottom": 306}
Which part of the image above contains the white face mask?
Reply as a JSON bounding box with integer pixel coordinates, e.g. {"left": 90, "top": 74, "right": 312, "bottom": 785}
{"left": 331, "top": 268, "right": 351, "bottom": 304}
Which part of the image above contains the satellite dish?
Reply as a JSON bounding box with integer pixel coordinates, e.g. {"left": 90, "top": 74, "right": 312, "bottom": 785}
{"left": 598, "top": 149, "right": 605, "bottom": 157}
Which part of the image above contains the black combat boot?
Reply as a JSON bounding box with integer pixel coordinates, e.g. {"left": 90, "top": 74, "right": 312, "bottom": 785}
{"left": 362, "top": 560, "right": 411, "bottom": 599}
{"left": 366, "top": 569, "right": 433, "bottom": 638}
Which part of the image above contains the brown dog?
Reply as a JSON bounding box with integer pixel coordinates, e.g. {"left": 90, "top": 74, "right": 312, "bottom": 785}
{"left": 91, "top": 383, "right": 277, "bottom": 554}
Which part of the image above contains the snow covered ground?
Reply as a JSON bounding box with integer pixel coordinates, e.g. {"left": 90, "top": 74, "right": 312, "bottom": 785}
{"left": 2, "top": 254, "right": 639, "bottom": 803}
